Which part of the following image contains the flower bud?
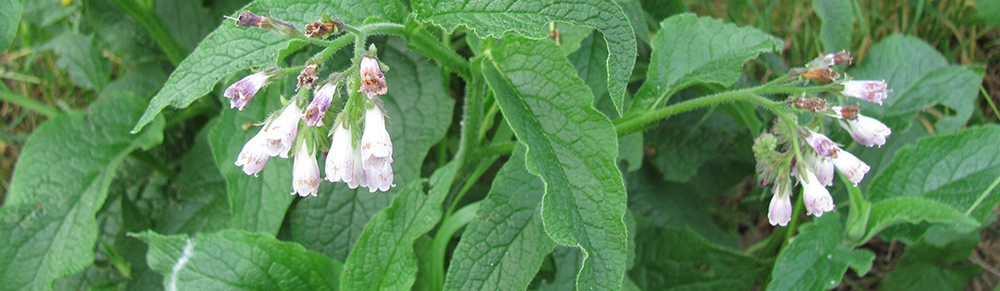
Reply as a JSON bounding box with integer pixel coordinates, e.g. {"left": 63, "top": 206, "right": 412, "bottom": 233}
{"left": 296, "top": 64, "right": 318, "bottom": 92}
{"left": 291, "top": 142, "right": 320, "bottom": 197}
{"left": 358, "top": 56, "right": 387, "bottom": 99}
{"left": 805, "top": 154, "right": 834, "bottom": 187}
{"left": 229, "top": 11, "right": 268, "bottom": 27}
{"left": 802, "top": 68, "right": 841, "bottom": 83}
{"left": 831, "top": 150, "right": 870, "bottom": 186}
{"left": 347, "top": 146, "right": 368, "bottom": 189}
{"left": 234, "top": 127, "right": 270, "bottom": 176}
{"left": 768, "top": 182, "right": 793, "bottom": 226}
{"left": 264, "top": 103, "right": 302, "bottom": 158}
{"left": 794, "top": 97, "right": 827, "bottom": 112}
{"left": 303, "top": 82, "right": 336, "bottom": 127}
{"left": 799, "top": 169, "right": 835, "bottom": 217}
{"left": 224, "top": 71, "right": 272, "bottom": 110}
{"left": 838, "top": 114, "right": 892, "bottom": 148}
{"left": 841, "top": 80, "right": 891, "bottom": 105}
{"left": 325, "top": 124, "right": 355, "bottom": 183}
{"left": 260, "top": 16, "right": 300, "bottom": 38}
{"left": 804, "top": 130, "right": 840, "bottom": 158}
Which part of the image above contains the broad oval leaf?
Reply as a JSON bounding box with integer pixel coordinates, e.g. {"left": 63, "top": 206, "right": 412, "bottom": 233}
{"left": 862, "top": 197, "right": 981, "bottom": 244}
{"left": 413, "top": 0, "right": 637, "bottom": 115}
{"left": 767, "top": 213, "right": 875, "bottom": 291}
{"left": 2, "top": 75, "right": 166, "bottom": 291}
{"left": 131, "top": 0, "right": 405, "bottom": 133}
{"left": 814, "top": 0, "right": 853, "bottom": 53}
{"left": 136, "top": 229, "right": 342, "bottom": 290}
{"left": 484, "top": 35, "right": 627, "bottom": 291}
{"left": 632, "top": 13, "right": 781, "bottom": 109}
{"left": 444, "top": 147, "right": 556, "bottom": 291}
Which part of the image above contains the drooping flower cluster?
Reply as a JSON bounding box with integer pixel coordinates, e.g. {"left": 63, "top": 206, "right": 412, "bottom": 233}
{"left": 225, "top": 13, "right": 396, "bottom": 195}
{"left": 757, "top": 51, "right": 893, "bottom": 226}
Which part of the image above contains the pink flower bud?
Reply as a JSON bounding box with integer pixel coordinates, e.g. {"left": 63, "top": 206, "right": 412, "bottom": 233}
{"left": 358, "top": 57, "right": 387, "bottom": 99}
{"left": 304, "top": 82, "right": 336, "bottom": 127}
{"left": 264, "top": 103, "right": 302, "bottom": 158}
{"left": 224, "top": 72, "right": 271, "bottom": 110}
{"left": 841, "top": 80, "right": 890, "bottom": 105}
{"left": 234, "top": 127, "right": 270, "bottom": 176}
{"left": 831, "top": 150, "right": 870, "bottom": 186}
{"left": 799, "top": 169, "right": 835, "bottom": 217}
{"left": 291, "top": 142, "right": 320, "bottom": 197}
{"left": 768, "top": 182, "right": 793, "bottom": 226}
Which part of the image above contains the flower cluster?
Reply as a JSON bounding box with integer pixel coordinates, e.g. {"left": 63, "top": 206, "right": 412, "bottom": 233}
{"left": 225, "top": 12, "right": 395, "bottom": 195}
{"left": 757, "top": 51, "right": 893, "bottom": 226}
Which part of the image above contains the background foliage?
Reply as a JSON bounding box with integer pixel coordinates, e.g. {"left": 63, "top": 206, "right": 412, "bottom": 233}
{"left": 1, "top": 0, "right": 999, "bottom": 290}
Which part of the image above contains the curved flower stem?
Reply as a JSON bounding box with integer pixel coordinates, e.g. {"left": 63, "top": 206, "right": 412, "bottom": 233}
{"left": 430, "top": 202, "right": 480, "bottom": 291}
{"left": 361, "top": 22, "right": 406, "bottom": 36}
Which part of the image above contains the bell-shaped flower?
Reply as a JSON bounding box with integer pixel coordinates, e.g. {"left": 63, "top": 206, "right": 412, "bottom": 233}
{"left": 361, "top": 107, "right": 393, "bottom": 169}
{"left": 839, "top": 115, "right": 892, "bottom": 148}
{"left": 841, "top": 80, "right": 890, "bottom": 105}
{"left": 304, "top": 82, "right": 336, "bottom": 127}
{"left": 805, "top": 154, "right": 834, "bottom": 187}
{"left": 291, "top": 142, "right": 320, "bottom": 197}
{"left": 347, "top": 146, "right": 368, "bottom": 189}
{"left": 768, "top": 182, "right": 793, "bottom": 227}
{"left": 224, "top": 71, "right": 271, "bottom": 110}
{"left": 325, "top": 124, "right": 355, "bottom": 183}
{"left": 799, "top": 169, "right": 835, "bottom": 217}
{"left": 365, "top": 159, "right": 394, "bottom": 193}
{"left": 804, "top": 130, "right": 840, "bottom": 158}
{"left": 831, "top": 150, "right": 871, "bottom": 186}
{"left": 264, "top": 103, "right": 302, "bottom": 158}
{"left": 358, "top": 57, "right": 387, "bottom": 99}
{"left": 234, "top": 127, "right": 270, "bottom": 176}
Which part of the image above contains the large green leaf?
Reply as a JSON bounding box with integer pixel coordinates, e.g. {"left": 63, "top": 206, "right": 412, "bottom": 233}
{"left": 1, "top": 77, "right": 166, "bottom": 291}
{"left": 131, "top": 0, "right": 405, "bottom": 132}
{"left": 861, "top": 197, "right": 980, "bottom": 244}
{"left": 632, "top": 14, "right": 781, "bottom": 109}
{"left": 0, "top": 0, "right": 24, "bottom": 50}
{"left": 879, "top": 233, "right": 982, "bottom": 291}
{"left": 813, "top": 0, "right": 853, "bottom": 53}
{"left": 43, "top": 32, "right": 111, "bottom": 91}
{"left": 484, "top": 35, "right": 627, "bottom": 291}
{"left": 287, "top": 38, "right": 454, "bottom": 261}
{"left": 340, "top": 162, "right": 459, "bottom": 291}
{"left": 136, "top": 229, "right": 341, "bottom": 290}
{"left": 444, "top": 147, "right": 556, "bottom": 291}
{"left": 865, "top": 125, "right": 1000, "bottom": 240}
{"left": 413, "top": 0, "right": 637, "bottom": 115}
{"left": 208, "top": 87, "right": 293, "bottom": 235}
{"left": 625, "top": 169, "right": 738, "bottom": 248}
{"left": 847, "top": 35, "right": 983, "bottom": 134}
{"left": 629, "top": 228, "right": 762, "bottom": 291}
{"left": 155, "top": 123, "right": 230, "bottom": 235}
{"left": 154, "top": 0, "right": 215, "bottom": 53}
{"left": 767, "top": 213, "right": 875, "bottom": 291}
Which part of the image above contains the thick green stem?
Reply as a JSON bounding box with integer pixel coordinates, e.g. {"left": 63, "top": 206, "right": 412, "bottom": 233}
{"left": 404, "top": 22, "right": 472, "bottom": 80}
{"left": 615, "top": 89, "right": 784, "bottom": 137}
{"left": 362, "top": 22, "right": 406, "bottom": 36}
{"left": 110, "top": 0, "right": 186, "bottom": 65}
{"left": 430, "top": 202, "right": 480, "bottom": 291}
{"left": 0, "top": 89, "right": 59, "bottom": 118}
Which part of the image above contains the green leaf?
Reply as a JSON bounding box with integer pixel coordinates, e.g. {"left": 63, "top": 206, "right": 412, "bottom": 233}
{"left": 0, "top": 0, "right": 24, "bottom": 50}
{"left": 208, "top": 88, "right": 293, "bottom": 235}
{"left": 879, "top": 233, "right": 982, "bottom": 291}
{"left": 484, "top": 35, "right": 627, "bottom": 291}
{"left": 978, "top": 0, "right": 1000, "bottom": 26}
{"left": 568, "top": 31, "right": 609, "bottom": 102}
{"left": 340, "top": 162, "right": 459, "bottom": 291}
{"left": 847, "top": 35, "right": 983, "bottom": 133}
{"left": 131, "top": 0, "right": 405, "bottom": 133}
{"left": 767, "top": 213, "right": 875, "bottom": 291}
{"left": 554, "top": 23, "right": 594, "bottom": 56}
{"left": 813, "top": 0, "right": 853, "bottom": 53}
{"left": 154, "top": 0, "right": 215, "bottom": 53}
{"left": 632, "top": 14, "right": 780, "bottom": 109}
{"left": 625, "top": 169, "right": 739, "bottom": 248}
{"left": 444, "top": 147, "right": 556, "bottom": 291}
{"left": 413, "top": 0, "right": 637, "bottom": 115}
{"left": 136, "top": 229, "right": 342, "bottom": 290}
{"left": 2, "top": 78, "right": 166, "bottom": 291}
{"left": 616, "top": 0, "right": 650, "bottom": 45}
{"left": 288, "top": 38, "right": 454, "bottom": 261}
{"left": 629, "top": 228, "right": 762, "bottom": 291}
{"left": 43, "top": 32, "right": 111, "bottom": 91}
{"left": 538, "top": 246, "right": 582, "bottom": 291}
{"left": 155, "top": 123, "right": 230, "bottom": 235}
{"left": 862, "top": 197, "right": 980, "bottom": 244}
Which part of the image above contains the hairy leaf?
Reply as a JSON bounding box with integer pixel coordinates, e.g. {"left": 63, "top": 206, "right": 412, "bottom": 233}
{"left": 767, "top": 213, "right": 875, "bottom": 291}
{"left": 413, "top": 0, "right": 637, "bottom": 115}
{"left": 132, "top": 0, "right": 405, "bottom": 132}
{"left": 444, "top": 147, "right": 556, "bottom": 291}
{"left": 155, "top": 123, "right": 230, "bottom": 235}
{"left": 136, "top": 230, "right": 341, "bottom": 290}
{"left": 629, "top": 228, "right": 762, "bottom": 290}
{"left": 814, "top": 0, "right": 853, "bottom": 53}
{"left": 44, "top": 32, "right": 111, "bottom": 91}
{"left": 485, "top": 35, "right": 627, "bottom": 291}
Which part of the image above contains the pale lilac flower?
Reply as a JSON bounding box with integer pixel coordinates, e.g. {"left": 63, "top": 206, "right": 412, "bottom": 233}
{"left": 234, "top": 127, "right": 270, "bottom": 176}
{"left": 839, "top": 115, "right": 892, "bottom": 148}
{"left": 304, "top": 82, "right": 336, "bottom": 127}
{"left": 365, "top": 160, "right": 394, "bottom": 193}
{"left": 291, "top": 142, "right": 320, "bottom": 197}
{"left": 361, "top": 107, "right": 393, "bottom": 169}
{"left": 799, "top": 169, "right": 835, "bottom": 217}
{"left": 358, "top": 57, "right": 387, "bottom": 99}
{"left": 347, "top": 146, "right": 368, "bottom": 189}
{"left": 804, "top": 130, "right": 840, "bottom": 158}
{"left": 325, "top": 124, "right": 355, "bottom": 183}
{"left": 224, "top": 71, "right": 271, "bottom": 110}
{"left": 841, "top": 80, "right": 890, "bottom": 105}
{"left": 831, "top": 150, "right": 870, "bottom": 186}
{"left": 805, "top": 154, "right": 835, "bottom": 187}
{"left": 768, "top": 182, "right": 793, "bottom": 227}
{"left": 265, "top": 103, "right": 302, "bottom": 158}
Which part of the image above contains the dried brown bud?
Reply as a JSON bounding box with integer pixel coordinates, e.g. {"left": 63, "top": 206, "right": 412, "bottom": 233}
{"left": 305, "top": 21, "right": 333, "bottom": 38}
{"left": 832, "top": 50, "right": 853, "bottom": 66}
{"left": 840, "top": 105, "right": 860, "bottom": 120}
{"left": 801, "top": 68, "right": 841, "bottom": 83}
{"left": 296, "top": 64, "right": 318, "bottom": 92}
{"left": 794, "top": 98, "right": 827, "bottom": 112}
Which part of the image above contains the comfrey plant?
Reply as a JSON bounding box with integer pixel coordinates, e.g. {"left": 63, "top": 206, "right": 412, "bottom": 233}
{"left": 753, "top": 51, "right": 892, "bottom": 226}
{"left": 227, "top": 12, "right": 394, "bottom": 194}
